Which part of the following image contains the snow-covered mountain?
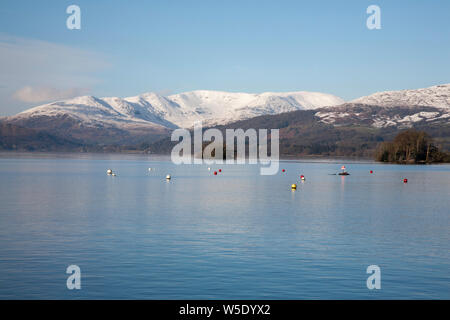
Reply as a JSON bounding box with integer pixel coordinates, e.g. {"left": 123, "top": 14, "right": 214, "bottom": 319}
{"left": 8, "top": 90, "right": 345, "bottom": 130}
{"left": 352, "top": 84, "right": 450, "bottom": 109}
{"left": 3, "top": 84, "right": 450, "bottom": 149}
{"left": 166, "top": 90, "right": 344, "bottom": 127}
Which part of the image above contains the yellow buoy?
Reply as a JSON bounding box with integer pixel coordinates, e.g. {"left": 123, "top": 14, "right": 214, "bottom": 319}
{"left": 291, "top": 184, "right": 297, "bottom": 190}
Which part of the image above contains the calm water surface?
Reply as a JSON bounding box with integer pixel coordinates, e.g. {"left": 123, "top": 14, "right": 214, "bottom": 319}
{"left": 0, "top": 153, "right": 449, "bottom": 299}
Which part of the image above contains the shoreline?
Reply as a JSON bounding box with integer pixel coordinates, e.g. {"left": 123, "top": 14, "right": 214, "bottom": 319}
{"left": 1, "top": 150, "right": 449, "bottom": 165}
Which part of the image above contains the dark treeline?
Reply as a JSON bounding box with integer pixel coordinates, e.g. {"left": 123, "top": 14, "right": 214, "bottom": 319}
{"left": 375, "top": 129, "right": 450, "bottom": 163}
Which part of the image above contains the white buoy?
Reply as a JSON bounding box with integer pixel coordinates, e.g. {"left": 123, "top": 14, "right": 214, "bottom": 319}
{"left": 112, "top": 173, "right": 116, "bottom": 176}
{"left": 107, "top": 169, "right": 113, "bottom": 175}
{"left": 208, "top": 167, "right": 211, "bottom": 171}
{"left": 166, "top": 174, "right": 171, "bottom": 180}
{"left": 148, "top": 168, "right": 152, "bottom": 171}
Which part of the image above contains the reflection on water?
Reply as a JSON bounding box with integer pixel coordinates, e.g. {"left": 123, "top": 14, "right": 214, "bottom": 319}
{"left": 0, "top": 154, "right": 449, "bottom": 299}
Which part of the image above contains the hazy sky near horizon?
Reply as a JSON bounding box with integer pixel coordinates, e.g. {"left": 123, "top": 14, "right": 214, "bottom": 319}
{"left": 0, "top": 0, "right": 449, "bottom": 115}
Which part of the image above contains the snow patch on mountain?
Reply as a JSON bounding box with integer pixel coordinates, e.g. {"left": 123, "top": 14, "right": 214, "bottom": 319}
{"left": 315, "top": 103, "right": 450, "bottom": 128}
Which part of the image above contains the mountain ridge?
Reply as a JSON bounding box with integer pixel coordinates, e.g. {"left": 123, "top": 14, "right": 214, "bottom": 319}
{"left": 7, "top": 90, "right": 345, "bottom": 130}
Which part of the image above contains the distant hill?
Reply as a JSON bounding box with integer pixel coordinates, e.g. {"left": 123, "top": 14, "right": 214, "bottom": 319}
{"left": 146, "top": 105, "right": 450, "bottom": 158}
{"left": 3, "top": 112, "right": 170, "bottom": 146}
{"left": 0, "top": 122, "right": 81, "bottom": 151}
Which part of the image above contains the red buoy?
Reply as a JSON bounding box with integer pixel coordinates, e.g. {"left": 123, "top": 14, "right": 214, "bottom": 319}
{"left": 370, "top": 170, "right": 373, "bottom": 174}
{"left": 219, "top": 169, "right": 222, "bottom": 173}
{"left": 282, "top": 169, "right": 285, "bottom": 173}
{"left": 403, "top": 178, "right": 408, "bottom": 183}
{"left": 214, "top": 171, "right": 217, "bottom": 175}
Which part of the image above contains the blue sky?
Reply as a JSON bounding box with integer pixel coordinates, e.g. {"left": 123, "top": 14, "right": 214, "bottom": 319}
{"left": 1, "top": 0, "right": 449, "bottom": 115}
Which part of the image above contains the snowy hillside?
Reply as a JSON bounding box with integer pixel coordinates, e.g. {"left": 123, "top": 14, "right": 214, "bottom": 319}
{"left": 9, "top": 90, "right": 345, "bottom": 129}
{"left": 352, "top": 84, "right": 450, "bottom": 109}
{"left": 166, "top": 90, "right": 344, "bottom": 127}
{"left": 12, "top": 95, "right": 175, "bottom": 130}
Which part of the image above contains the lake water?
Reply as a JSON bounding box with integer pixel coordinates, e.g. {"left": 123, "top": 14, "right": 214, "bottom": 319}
{"left": 0, "top": 153, "right": 449, "bottom": 299}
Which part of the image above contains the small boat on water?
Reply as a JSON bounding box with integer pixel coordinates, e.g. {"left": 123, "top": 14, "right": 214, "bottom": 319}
{"left": 338, "top": 165, "right": 350, "bottom": 176}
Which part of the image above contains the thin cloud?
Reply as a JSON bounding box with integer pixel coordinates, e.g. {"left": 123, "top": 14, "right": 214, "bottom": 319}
{"left": 0, "top": 33, "right": 110, "bottom": 115}
{"left": 12, "top": 86, "right": 90, "bottom": 103}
